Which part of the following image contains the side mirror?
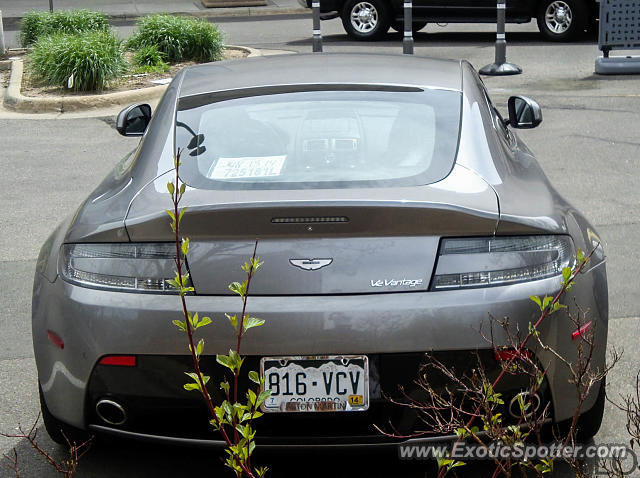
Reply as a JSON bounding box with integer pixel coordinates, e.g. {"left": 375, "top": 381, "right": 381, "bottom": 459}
{"left": 507, "top": 96, "right": 542, "bottom": 129}
{"left": 116, "top": 104, "right": 152, "bottom": 136}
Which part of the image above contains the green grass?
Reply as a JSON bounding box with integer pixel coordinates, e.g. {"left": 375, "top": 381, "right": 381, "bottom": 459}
{"left": 30, "top": 31, "right": 128, "bottom": 92}
{"left": 126, "top": 14, "right": 224, "bottom": 63}
{"left": 132, "top": 44, "right": 169, "bottom": 74}
{"left": 20, "top": 9, "right": 110, "bottom": 47}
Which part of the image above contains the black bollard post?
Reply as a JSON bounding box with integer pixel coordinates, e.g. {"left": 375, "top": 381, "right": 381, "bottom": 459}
{"left": 479, "top": 0, "right": 521, "bottom": 75}
{"left": 49, "top": 0, "right": 54, "bottom": 12}
{"left": 312, "top": 0, "right": 323, "bottom": 52}
{"left": 0, "top": 10, "right": 5, "bottom": 56}
{"left": 403, "top": 0, "right": 413, "bottom": 55}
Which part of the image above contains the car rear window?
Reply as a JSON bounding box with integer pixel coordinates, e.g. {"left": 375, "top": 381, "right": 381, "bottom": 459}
{"left": 175, "top": 86, "right": 461, "bottom": 190}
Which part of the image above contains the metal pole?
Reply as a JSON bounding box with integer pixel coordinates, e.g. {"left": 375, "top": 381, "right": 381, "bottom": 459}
{"left": 312, "top": 0, "right": 323, "bottom": 52}
{"left": 49, "top": 0, "right": 54, "bottom": 12}
{"left": 0, "top": 10, "right": 6, "bottom": 56}
{"left": 495, "top": 0, "right": 507, "bottom": 64}
{"left": 403, "top": 0, "right": 413, "bottom": 55}
{"left": 479, "top": 0, "right": 521, "bottom": 75}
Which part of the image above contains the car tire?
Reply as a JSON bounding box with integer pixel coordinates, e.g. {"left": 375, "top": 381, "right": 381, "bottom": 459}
{"left": 39, "top": 384, "right": 89, "bottom": 446}
{"left": 544, "top": 378, "right": 606, "bottom": 443}
{"left": 574, "top": 377, "right": 606, "bottom": 442}
{"left": 537, "top": 0, "right": 588, "bottom": 41}
{"left": 390, "top": 20, "right": 428, "bottom": 33}
{"left": 341, "top": 0, "right": 390, "bottom": 40}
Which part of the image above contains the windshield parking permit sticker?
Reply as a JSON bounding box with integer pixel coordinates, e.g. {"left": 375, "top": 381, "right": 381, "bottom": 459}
{"left": 209, "top": 156, "right": 286, "bottom": 179}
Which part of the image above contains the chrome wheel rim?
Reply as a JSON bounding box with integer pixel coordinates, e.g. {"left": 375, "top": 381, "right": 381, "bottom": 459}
{"left": 544, "top": 1, "right": 573, "bottom": 34}
{"left": 350, "top": 2, "right": 378, "bottom": 33}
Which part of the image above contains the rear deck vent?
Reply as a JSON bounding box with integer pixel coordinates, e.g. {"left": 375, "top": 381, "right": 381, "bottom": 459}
{"left": 271, "top": 216, "right": 350, "bottom": 224}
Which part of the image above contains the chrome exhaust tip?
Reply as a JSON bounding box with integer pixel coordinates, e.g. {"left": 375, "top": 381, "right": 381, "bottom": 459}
{"left": 96, "top": 399, "right": 127, "bottom": 426}
{"left": 508, "top": 391, "right": 542, "bottom": 419}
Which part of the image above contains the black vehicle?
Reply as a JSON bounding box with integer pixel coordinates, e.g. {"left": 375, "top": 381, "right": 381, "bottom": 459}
{"left": 301, "top": 0, "right": 598, "bottom": 41}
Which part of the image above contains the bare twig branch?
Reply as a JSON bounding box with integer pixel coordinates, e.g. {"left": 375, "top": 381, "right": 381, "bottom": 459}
{"left": 1, "top": 415, "right": 92, "bottom": 478}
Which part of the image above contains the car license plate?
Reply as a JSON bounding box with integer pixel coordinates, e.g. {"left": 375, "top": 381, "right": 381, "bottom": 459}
{"left": 260, "top": 355, "right": 369, "bottom": 413}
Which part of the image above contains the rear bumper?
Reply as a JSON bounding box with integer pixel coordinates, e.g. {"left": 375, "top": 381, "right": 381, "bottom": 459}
{"left": 32, "top": 261, "right": 608, "bottom": 443}
{"left": 89, "top": 418, "right": 554, "bottom": 450}
{"left": 82, "top": 351, "right": 548, "bottom": 445}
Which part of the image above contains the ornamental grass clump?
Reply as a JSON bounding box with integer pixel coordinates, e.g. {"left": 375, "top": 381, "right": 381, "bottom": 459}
{"left": 20, "top": 9, "right": 110, "bottom": 47}
{"left": 126, "top": 14, "right": 224, "bottom": 63}
{"left": 30, "top": 31, "right": 127, "bottom": 92}
{"left": 132, "top": 44, "right": 170, "bottom": 74}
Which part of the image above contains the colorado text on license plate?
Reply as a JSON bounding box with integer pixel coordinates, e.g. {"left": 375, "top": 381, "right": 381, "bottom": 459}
{"left": 260, "top": 356, "right": 369, "bottom": 413}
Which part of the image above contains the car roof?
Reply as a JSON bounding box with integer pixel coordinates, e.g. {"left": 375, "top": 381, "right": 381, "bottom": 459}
{"left": 178, "top": 53, "right": 463, "bottom": 98}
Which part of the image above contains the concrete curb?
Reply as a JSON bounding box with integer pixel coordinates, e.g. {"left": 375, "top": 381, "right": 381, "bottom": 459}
{"left": 5, "top": 59, "right": 168, "bottom": 113}
{"left": 3, "top": 45, "right": 261, "bottom": 114}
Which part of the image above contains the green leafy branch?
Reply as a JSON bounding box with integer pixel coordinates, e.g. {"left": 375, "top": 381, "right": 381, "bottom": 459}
{"left": 166, "top": 149, "right": 269, "bottom": 478}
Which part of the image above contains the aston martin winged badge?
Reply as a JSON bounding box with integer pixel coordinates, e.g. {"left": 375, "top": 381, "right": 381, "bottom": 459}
{"left": 289, "top": 258, "right": 333, "bottom": 271}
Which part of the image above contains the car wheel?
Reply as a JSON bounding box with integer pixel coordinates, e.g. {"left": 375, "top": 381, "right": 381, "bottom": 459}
{"left": 390, "top": 20, "right": 427, "bottom": 33}
{"left": 341, "top": 0, "right": 390, "bottom": 40}
{"left": 39, "top": 384, "right": 89, "bottom": 446}
{"left": 537, "top": 0, "right": 587, "bottom": 41}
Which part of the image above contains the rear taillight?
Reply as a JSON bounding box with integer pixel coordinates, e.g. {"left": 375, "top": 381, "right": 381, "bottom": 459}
{"left": 431, "top": 235, "right": 574, "bottom": 290}
{"left": 59, "top": 243, "right": 190, "bottom": 293}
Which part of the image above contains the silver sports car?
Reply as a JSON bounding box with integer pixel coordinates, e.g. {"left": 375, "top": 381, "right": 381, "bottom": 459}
{"left": 32, "top": 53, "right": 608, "bottom": 448}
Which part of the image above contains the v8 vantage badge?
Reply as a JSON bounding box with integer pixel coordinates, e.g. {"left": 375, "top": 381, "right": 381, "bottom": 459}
{"left": 370, "top": 278, "right": 424, "bottom": 288}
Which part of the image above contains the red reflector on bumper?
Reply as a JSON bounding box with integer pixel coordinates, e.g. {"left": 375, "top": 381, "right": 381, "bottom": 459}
{"left": 46, "top": 330, "right": 64, "bottom": 349}
{"left": 571, "top": 321, "right": 592, "bottom": 340}
{"left": 493, "top": 348, "right": 532, "bottom": 362}
{"left": 99, "top": 355, "right": 137, "bottom": 367}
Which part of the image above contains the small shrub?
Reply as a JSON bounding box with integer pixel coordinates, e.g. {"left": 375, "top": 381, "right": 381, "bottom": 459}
{"left": 126, "top": 14, "right": 224, "bottom": 63}
{"left": 20, "top": 9, "right": 110, "bottom": 47}
{"left": 132, "top": 44, "right": 169, "bottom": 73}
{"left": 30, "top": 31, "right": 127, "bottom": 92}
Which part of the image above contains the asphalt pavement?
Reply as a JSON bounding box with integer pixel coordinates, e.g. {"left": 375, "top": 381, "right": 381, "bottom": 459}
{"left": 1, "top": 14, "right": 640, "bottom": 478}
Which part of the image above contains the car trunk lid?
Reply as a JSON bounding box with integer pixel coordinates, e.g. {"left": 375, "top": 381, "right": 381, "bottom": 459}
{"left": 125, "top": 164, "right": 499, "bottom": 295}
